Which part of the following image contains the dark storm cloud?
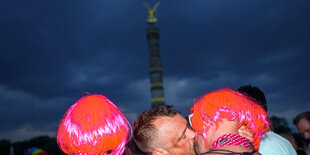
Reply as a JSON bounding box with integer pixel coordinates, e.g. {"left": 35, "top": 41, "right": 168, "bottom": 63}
{"left": 0, "top": 0, "right": 151, "bottom": 141}
{"left": 0, "top": 0, "right": 149, "bottom": 98}
{"left": 158, "top": 0, "right": 310, "bottom": 77}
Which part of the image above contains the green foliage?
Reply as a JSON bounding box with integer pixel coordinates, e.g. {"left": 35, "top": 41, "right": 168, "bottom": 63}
{"left": 270, "top": 115, "right": 292, "bottom": 134}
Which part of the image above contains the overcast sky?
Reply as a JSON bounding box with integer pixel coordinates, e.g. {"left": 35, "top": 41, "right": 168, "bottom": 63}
{"left": 0, "top": 0, "right": 309, "bottom": 142}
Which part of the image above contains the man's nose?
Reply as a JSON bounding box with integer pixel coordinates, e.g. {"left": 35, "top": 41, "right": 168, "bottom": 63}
{"left": 188, "top": 128, "right": 196, "bottom": 139}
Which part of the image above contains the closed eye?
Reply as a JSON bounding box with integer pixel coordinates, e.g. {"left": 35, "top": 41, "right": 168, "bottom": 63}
{"left": 178, "top": 127, "right": 187, "bottom": 142}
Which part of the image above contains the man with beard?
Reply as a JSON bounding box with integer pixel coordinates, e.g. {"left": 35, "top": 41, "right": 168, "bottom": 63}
{"left": 190, "top": 88, "right": 269, "bottom": 155}
{"left": 133, "top": 105, "right": 253, "bottom": 155}
{"left": 133, "top": 105, "right": 196, "bottom": 155}
{"left": 294, "top": 111, "right": 310, "bottom": 141}
{"left": 293, "top": 111, "right": 310, "bottom": 154}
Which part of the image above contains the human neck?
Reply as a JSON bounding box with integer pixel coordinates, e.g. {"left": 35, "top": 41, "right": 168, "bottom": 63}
{"left": 212, "top": 119, "right": 239, "bottom": 140}
{"left": 210, "top": 134, "right": 254, "bottom": 151}
{"left": 217, "top": 145, "right": 253, "bottom": 153}
{"left": 209, "top": 119, "right": 254, "bottom": 153}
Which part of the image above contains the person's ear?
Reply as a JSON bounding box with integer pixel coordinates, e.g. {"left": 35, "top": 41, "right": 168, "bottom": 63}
{"left": 238, "top": 125, "right": 254, "bottom": 142}
{"left": 152, "top": 148, "right": 168, "bottom": 155}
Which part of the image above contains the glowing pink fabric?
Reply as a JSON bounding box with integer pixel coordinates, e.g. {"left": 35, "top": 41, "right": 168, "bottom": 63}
{"left": 190, "top": 88, "right": 270, "bottom": 150}
{"left": 57, "top": 94, "right": 132, "bottom": 155}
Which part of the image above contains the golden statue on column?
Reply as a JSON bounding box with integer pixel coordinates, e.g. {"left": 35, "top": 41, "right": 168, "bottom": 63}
{"left": 144, "top": 2, "right": 160, "bottom": 24}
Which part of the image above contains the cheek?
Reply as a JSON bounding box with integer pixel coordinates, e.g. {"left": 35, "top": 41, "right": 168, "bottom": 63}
{"left": 297, "top": 126, "right": 303, "bottom": 133}
{"left": 195, "top": 136, "right": 209, "bottom": 154}
{"left": 179, "top": 138, "right": 189, "bottom": 147}
{"left": 178, "top": 138, "right": 192, "bottom": 151}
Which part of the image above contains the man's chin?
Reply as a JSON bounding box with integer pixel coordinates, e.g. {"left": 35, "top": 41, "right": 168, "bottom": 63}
{"left": 194, "top": 138, "right": 209, "bottom": 154}
{"left": 194, "top": 146, "right": 200, "bottom": 154}
{"left": 194, "top": 141, "right": 203, "bottom": 155}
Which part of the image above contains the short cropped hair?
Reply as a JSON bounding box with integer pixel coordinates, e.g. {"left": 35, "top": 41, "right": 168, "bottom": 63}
{"left": 237, "top": 85, "right": 267, "bottom": 112}
{"left": 133, "top": 105, "right": 178, "bottom": 153}
{"left": 191, "top": 88, "right": 270, "bottom": 150}
{"left": 57, "top": 94, "right": 131, "bottom": 155}
{"left": 293, "top": 111, "right": 310, "bottom": 126}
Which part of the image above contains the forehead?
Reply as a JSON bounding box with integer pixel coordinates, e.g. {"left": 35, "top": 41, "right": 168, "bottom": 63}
{"left": 153, "top": 114, "right": 187, "bottom": 140}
